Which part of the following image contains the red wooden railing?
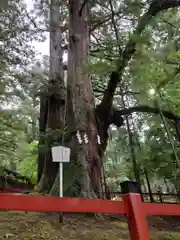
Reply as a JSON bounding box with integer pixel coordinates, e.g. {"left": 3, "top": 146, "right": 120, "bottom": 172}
{"left": 0, "top": 181, "right": 180, "bottom": 240}
{"left": 1, "top": 188, "right": 179, "bottom": 203}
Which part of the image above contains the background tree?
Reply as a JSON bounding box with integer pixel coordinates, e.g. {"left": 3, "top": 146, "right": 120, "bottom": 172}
{"left": 1, "top": 0, "right": 180, "bottom": 199}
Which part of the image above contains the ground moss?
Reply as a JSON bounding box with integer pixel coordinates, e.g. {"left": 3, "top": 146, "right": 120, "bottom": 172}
{"left": 151, "top": 232, "right": 180, "bottom": 240}
{"left": 0, "top": 211, "right": 179, "bottom": 240}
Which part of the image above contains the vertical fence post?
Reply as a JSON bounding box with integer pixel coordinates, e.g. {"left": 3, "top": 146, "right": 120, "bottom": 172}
{"left": 121, "top": 181, "right": 150, "bottom": 240}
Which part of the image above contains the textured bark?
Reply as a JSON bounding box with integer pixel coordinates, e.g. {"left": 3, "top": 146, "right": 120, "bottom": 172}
{"left": 38, "top": 0, "right": 65, "bottom": 192}
{"left": 65, "top": 0, "right": 102, "bottom": 198}
{"left": 37, "top": 95, "right": 48, "bottom": 182}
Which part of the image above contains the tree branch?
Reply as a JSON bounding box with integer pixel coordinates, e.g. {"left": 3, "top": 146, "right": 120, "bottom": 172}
{"left": 109, "top": 0, "right": 121, "bottom": 54}
{"left": 148, "top": 0, "right": 180, "bottom": 16}
{"left": 79, "top": 0, "right": 88, "bottom": 16}
{"left": 118, "top": 105, "right": 180, "bottom": 121}
{"left": 100, "top": 71, "right": 119, "bottom": 111}
{"left": 101, "top": 0, "right": 180, "bottom": 109}
{"left": 118, "top": 0, "right": 180, "bottom": 75}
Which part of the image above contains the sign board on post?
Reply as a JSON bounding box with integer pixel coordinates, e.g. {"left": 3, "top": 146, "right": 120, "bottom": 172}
{"left": 52, "top": 146, "right": 70, "bottom": 163}
{"left": 51, "top": 146, "right": 70, "bottom": 198}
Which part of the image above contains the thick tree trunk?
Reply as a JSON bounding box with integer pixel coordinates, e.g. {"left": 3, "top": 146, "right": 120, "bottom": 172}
{"left": 38, "top": 0, "right": 65, "bottom": 192}
{"left": 64, "top": 0, "right": 102, "bottom": 198}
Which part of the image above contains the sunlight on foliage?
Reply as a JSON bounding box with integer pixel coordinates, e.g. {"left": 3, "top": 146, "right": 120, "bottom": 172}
{"left": 18, "top": 141, "right": 38, "bottom": 184}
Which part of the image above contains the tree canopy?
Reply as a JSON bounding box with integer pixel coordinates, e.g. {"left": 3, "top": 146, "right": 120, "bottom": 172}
{"left": 0, "top": 0, "right": 180, "bottom": 197}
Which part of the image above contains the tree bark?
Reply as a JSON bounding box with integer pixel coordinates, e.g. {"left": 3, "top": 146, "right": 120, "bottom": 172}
{"left": 64, "top": 0, "right": 103, "bottom": 198}
{"left": 38, "top": 0, "right": 65, "bottom": 192}
{"left": 37, "top": 95, "right": 48, "bottom": 183}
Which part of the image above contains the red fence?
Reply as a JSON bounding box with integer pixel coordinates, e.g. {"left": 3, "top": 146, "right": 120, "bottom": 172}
{"left": 1, "top": 181, "right": 180, "bottom": 240}
{"left": 1, "top": 188, "right": 179, "bottom": 203}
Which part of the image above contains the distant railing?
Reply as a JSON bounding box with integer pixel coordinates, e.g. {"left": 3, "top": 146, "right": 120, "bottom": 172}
{"left": 109, "top": 191, "right": 180, "bottom": 203}
{"left": 1, "top": 187, "right": 179, "bottom": 203}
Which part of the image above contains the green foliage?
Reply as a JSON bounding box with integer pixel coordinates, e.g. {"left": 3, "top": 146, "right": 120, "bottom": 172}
{"left": 1, "top": 0, "right": 180, "bottom": 194}
{"left": 18, "top": 141, "right": 38, "bottom": 184}
{"left": 0, "top": 0, "right": 42, "bottom": 183}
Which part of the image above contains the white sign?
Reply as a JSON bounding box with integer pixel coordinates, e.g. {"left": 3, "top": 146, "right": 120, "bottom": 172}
{"left": 51, "top": 146, "right": 70, "bottom": 163}
{"left": 51, "top": 145, "right": 71, "bottom": 202}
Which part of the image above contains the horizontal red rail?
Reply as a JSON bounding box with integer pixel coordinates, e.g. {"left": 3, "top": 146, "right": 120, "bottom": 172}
{"left": 0, "top": 195, "right": 126, "bottom": 214}
{"left": 1, "top": 191, "right": 180, "bottom": 240}
{"left": 1, "top": 194, "right": 180, "bottom": 216}
{"left": 1, "top": 193, "right": 180, "bottom": 216}
{"left": 144, "top": 202, "right": 180, "bottom": 216}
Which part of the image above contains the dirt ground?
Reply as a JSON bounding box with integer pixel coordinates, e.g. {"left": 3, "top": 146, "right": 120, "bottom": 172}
{"left": 0, "top": 211, "right": 180, "bottom": 240}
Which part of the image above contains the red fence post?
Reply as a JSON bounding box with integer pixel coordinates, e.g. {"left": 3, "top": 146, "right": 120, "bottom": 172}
{"left": 121, "top": 181, "right": 150, "bottom": 240}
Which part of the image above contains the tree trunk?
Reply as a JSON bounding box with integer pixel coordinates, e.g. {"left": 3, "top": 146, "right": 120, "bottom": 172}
{"left": 37, "top": 95, "right": 48, "bottom": 183}
{"left": 31, "top": 96, "right": 37, "bottom": 142}
{"left": 38, "top": 0, "right": 65, "bottom": 192}
{"left": 175, "top": 119, "right": 180, "bottom": 141}
{"left": 144, "top": 168, "right": 154, "bottom": 203}
{"left": 64, "top": 0, "right": 102, "bottom": 198}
